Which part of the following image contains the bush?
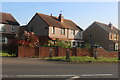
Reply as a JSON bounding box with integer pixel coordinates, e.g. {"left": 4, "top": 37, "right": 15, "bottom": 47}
{"left": 16, "top": 31, "right": 39, "bottom": 47}
{"left": 44, "top": 39, "right": 72, "bottom": 48}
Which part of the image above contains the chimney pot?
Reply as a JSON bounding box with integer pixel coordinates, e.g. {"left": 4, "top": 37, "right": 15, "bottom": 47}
{"left": 58, "top": 14, "right": 64, "bottom": 23}
{"left": 108, "top": 22, "right": 113, "bottom": 29}
{"left": 50, "top": 14, "right": 52, "bottom": 16}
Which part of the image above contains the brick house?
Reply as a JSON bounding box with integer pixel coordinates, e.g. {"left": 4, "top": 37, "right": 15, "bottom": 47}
{"left": 83, "top": 21, "right": 120, "bottom": 51}
{"left": 0, "top": 12, "right": 20, "bottom": 46}
{"left": 25, "top": 13, "right": 83, "bottom": 47}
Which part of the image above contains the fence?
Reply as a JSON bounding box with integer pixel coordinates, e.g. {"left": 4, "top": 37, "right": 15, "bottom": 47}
{"left": 18, "top": 46, "right": 118, "bottom": 57}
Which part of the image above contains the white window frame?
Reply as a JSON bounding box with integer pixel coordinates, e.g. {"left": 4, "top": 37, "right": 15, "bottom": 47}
{"left": 0, "top": 24, "right": 5, "bottom": 32}
{"left": 51, "top": 27, "right": 55, "bottom": 34}
{"left": 70, "top": 29, "right": 75, "bottom": 36}
{"left": 61, "top": 28, "right": 65, "bottom": 35}
{"left": 114, "top": 34, "right": 117, "bottom": 40}
{"left": 0, "top": 37, "right": 7, "bottom": 44}
{"left": 115, "top": 43, "right": 118, "bottom": 51}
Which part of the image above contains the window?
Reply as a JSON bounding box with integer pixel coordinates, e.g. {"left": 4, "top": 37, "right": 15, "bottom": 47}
{"left": 115, "top": 43, "right": 118, "bottom": 51}
{"left": 110, "top": 33, "right": 112, "bottom": 39}
{"left": 114, "top": 34, "right": 117, "bottom": 40}
{"left": 79, "top": 31, "right": 82, "bottom": 38}
{"left": 73, "top": 42, "right": 76, "bottom": 47}
{"left": 70, "top": 29, "right": 75, "bottom": 35}
{"left": 0, "top": 24, "right": 5, "bottom": 32}
{"left": 89, "top": 34, "right": 92, "bottom": 38}
{"left": 51, "top": 27, "right": 55, "bottom": 34}
{"left": 11, "top": 26, "right": 15, "bottom": 32}
{"left": 61, "top": 28, "right": 65, "bottom": 35}
{"left": 0, "top": 37, "right": 7, "bottom": 44}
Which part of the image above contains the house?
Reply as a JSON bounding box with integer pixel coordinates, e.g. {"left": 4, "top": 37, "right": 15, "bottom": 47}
{"left": 0, "top": 12, "right": 20, "bottom": 46}
{"left": 83, "top": 21, "right": 120, "bottom": 51}
{"left": 25, "top": 13, "right": 83, "bottom": 47}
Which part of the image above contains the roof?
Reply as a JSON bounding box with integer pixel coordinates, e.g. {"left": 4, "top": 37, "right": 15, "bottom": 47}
{"left": 0, "top": 12, "right": 19, "bottom": 25}
{"left": 94, "top": 21, "right": 119, "bottom": 34}
{"left": 19, "top": 25, "right": 29, "bottom": 34}
{"left": 36, "top": 13, "right": 83, "bottom": 30}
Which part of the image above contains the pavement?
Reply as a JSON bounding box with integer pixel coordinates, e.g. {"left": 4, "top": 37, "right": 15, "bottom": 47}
{"left": 1, "top": 57, "right": 119, "bottom": 80}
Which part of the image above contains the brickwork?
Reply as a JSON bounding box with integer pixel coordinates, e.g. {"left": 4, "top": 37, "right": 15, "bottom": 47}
{"left": 39, "top": 47, "right": 57, "bottom": 57}
{"left": 96, "top": 48, "right": 118, "bottom": 57}
{"left": 18, "top": 47, "right": 118, "bottom": 58}
{"left": 18, "top": 46, "right": 39, "bottom": 57}
{"left": 76, "top": 48, "right": 93, "bottom": 57}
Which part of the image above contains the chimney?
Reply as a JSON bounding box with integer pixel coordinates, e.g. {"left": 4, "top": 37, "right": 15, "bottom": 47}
{"left": 58, "top": 14, "right": 64, "bottom": 23}
{"left": 108, "top": 22, "right": 113, "bottom": 29}
{"left": 50, "top": 14, "right": 52, "bottom": 17}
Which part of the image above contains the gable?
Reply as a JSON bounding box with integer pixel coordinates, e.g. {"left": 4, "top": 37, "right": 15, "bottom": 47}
{"left": 0, "top": 12, "right": 19, "bottom": 25}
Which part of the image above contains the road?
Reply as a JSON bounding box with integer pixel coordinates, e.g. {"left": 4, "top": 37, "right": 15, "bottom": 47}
{"left": 1, "top": 57, "right": 118, "bottom": 79}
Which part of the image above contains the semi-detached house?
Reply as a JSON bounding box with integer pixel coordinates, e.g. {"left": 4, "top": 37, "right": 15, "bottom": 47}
{"left": 0, "top": 12, "right": 19, "bottom": 46}
{"left": 83, "top": 21, "right": 120, "bottom": 51}
{"left": 26, "top": 13, "right": 83, "bottom": 47}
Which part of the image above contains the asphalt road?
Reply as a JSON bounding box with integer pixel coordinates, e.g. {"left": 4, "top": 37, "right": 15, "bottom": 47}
{"left": 1, "top": 57, "right": 118, "bottom": 79}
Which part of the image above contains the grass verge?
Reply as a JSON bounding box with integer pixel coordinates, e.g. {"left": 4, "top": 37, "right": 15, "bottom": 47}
{"left": 44, "top": 56, "right": 119, "bottom": 63}
{"left": 0, "top": 52, "right": 16, "bottom": 57}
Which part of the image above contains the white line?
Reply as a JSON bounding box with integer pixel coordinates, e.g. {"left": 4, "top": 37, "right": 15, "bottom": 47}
{"left": 81, "top": 74, "right": 113, "bottom": 77}
{"left": 2, "top": 75, "right": 76, "bottom": 78}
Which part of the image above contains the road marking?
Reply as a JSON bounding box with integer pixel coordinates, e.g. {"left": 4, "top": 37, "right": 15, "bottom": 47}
{"left": 2, "top": 75, "right": 76, "bottom": 78}
{"left": 66, "top": 76, "right": 80, "bottom": 80}
{"left": 81, "top": 74, "right": 113, "bottom": 77}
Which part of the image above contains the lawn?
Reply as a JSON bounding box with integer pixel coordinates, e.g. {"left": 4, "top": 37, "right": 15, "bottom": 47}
{"left": 0, "top": 52, "right": 16, "bottom": 57}
{"left": 44, "top": 56, "right": 119, "bottom": 63}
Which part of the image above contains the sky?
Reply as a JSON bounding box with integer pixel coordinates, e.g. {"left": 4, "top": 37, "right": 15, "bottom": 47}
{"left": 1, "top": 2, "right": 118, "bottom": 30}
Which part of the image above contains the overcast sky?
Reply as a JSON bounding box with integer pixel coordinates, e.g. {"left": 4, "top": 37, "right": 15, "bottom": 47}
{"left": 1, "top": 2, "right": 118, "bottom": 30}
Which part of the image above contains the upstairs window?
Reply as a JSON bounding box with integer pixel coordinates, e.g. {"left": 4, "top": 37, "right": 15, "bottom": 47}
{"left": 61, "top": 28, "right": 65, "bottom": 35}
{"left": 70, "top": 29, "right": 75, "bottom": 35}
{"left": 79, "top": 31, "right": 82, "bottom": 37}
{"left": 51, "top": 27, "right": 55, "bottom": 34}
{"left": 89, "top": 34, "right": 92, "bottom": 38}
{"left": 0, "top": 24, "right": 5, "bottom": 32}
{"left": 11, "top": 25, "right": 15, "bottom": 32}
{"left": 114, "top": 34, "right": 117, "bottom": 40}
{"left": 110, "top": 33, "right": 112, "bottom": 39}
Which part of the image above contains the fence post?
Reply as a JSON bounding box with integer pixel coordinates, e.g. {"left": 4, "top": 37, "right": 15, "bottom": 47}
{"left": 118, "top": 49, "right": 120, "bottom": 60}
{"left": 93, "top": 48, "right": 98, "bottom": 59}
{"left": 66, "top": 48, "right": 70, "bottom": 60}
{"left": 49, "top": 48, "right": 52, "bottom": 59}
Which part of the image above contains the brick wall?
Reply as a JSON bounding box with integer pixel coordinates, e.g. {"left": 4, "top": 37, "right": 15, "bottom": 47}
{"left": 96, "top": 48, "right": 118, "bottom": 57}
{"left": 76, "top": 48, "right": 93, "bottom": 57}
{"left": 18, "top": 47, "right": 118, "bottom": 58}
{"left": 18, "top": 46, "right": 39, "bottom": 57}
{"left": 39, "top": 47, "right": 57, "bottom": 57}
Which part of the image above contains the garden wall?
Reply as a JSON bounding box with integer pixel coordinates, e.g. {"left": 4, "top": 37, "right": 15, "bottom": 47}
{"left": 18, "top": 47, "right": 118, "bottom": 58}
{"left": 96, "top": 48, "right": 118, "bottom": 57}
{"left": 18, "top": 46, "right": 39, "bottom": 57}
{"left": 39, "top": 47, "right": 57, "bottom": 57}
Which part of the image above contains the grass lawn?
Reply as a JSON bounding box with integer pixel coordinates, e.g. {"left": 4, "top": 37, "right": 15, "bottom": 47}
{"left": 44, "top": 56, "right": 119, "bottom": 63}
{"left": 0, "top": 52, "right": 16, "bottom": 57}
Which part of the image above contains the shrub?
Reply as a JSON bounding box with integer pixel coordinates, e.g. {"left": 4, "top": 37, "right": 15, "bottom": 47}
{"left": 16, "top": 31, "right": 39, "bottom": 47}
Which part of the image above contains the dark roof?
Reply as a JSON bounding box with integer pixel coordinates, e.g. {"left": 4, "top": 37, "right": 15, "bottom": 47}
{"left": 36, "top": 13, "right": 83, "bottom": 30}
{"left": 0, "top": 12, "right": 19, "bottom": 25}
{"left": 94, "top": 21, "right": 119, "bottom": 34}
{"left": 19, "top": 25, "right": 29, "bottom": 34}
